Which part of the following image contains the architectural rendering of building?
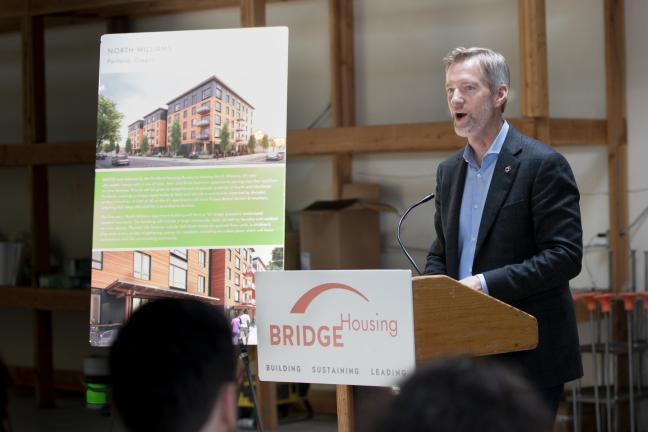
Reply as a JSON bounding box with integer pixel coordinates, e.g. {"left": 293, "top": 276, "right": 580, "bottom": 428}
{"left": 209, "top": 248, "right": 257, "bottom": 320}
{"left": 166, "top": 76, "right": 255, "bottom": 156}
{"left": 127, "top": 120, "right": 144, "bottom": 153}
{"left": 142, "top": 108, "right": 168, "bottom": 154}
{"left": 89, "top": 248, "right": 215, "bottom": 346}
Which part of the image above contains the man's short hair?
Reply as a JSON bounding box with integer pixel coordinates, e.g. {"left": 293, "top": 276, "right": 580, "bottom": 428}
{"left": 372, "top": 357, "right": 552, "bottom": 432}
{"left": 110, "top": 298, "right": 235, "bottom": 432}
{"left": 443, "top": 46, "right": 510, "bottom": 112}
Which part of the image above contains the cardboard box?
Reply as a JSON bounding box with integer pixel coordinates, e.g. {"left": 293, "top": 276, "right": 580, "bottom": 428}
{"left": 299, "top": 199, "right": 394, "bottom": 270}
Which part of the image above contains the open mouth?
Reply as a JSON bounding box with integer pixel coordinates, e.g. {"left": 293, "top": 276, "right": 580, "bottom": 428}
{"left": 455, "top": 112, "right": 467, "bottom": 120}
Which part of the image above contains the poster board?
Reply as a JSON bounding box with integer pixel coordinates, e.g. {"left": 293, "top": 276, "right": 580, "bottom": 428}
{"left": 88, "top": 27, "right": 289, "bottom": 347}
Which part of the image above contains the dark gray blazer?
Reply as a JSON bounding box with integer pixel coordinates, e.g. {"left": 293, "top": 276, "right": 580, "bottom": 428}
{"left": 424, "top": 126, "right": 583, "bottom": 387}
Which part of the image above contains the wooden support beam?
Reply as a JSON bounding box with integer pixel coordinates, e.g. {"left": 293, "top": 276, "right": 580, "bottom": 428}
{"left": 518, "top": 0, "right": 549, "bottom": 118}
{"left": 0, "top": 286, "right": 89, "bottom": 311}
{"left": 336, "top": 384, "right": 354, "bottom": 432}
{"left": 0, "top": 141, "right": 95, "bottom": 166}
{"left": 604, "top": 0, "right": 629, "bottom": 293}
{"left": 28, "top": 0, "right": 239, "bottom": 16}
{"left": 287, "top": 118, "right": 604, "bottom": 156}
{"left": 240, "top": 0, "right": 265, "bottom": 27}
{"left": 0, "top": 118, "right": 605, "bottom": 168}
{"left": 22, "top": 11, "right": 54, "bottom": 408}
{"left": 329, "top": 0, "right": 354, "bottom": 199}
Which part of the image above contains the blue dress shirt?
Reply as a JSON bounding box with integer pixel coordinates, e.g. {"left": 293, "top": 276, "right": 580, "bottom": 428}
{"left": 457, "top": 121, "right": 509, "bottom": 294}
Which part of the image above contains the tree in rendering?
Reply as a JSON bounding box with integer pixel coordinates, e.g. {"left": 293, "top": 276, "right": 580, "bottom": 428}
{"left": 96, "top": 95, "right": 124, "bottom": 153}
{"left": 140, "top": 135, "right": 149, "bottom": 155}
{"left": 247, "top": 135, "right": 256, "bottom": 153}
{"left": 261, "top": 134, "right": 270, "bottom": 151}
{"left": 115, "top": 143, "right": 120, "bottom": 154}
{"left": 125, "top": 138, "right": 132, "bottom": 155}
{"left": 220, "top": 122, "right": 230, "bottom": 156}
{"left": 170, "top": 118, "right": 181, "bottom": 156}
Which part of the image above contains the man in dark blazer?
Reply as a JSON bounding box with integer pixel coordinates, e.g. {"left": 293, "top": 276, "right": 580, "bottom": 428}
{"left": 425, "top": 47, "right": 583, "bottom": 417}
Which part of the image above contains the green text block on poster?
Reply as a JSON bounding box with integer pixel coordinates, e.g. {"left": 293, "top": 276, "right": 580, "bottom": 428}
{"left": 92, "top": 166, "right": 285, "bottom": 249}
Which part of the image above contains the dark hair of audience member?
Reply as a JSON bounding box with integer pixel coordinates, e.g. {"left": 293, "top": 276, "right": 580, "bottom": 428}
{"left": 110, "top": 298, "right": 235, "bottom": 432}
{"left": 0, "top": 356, "right": 9, "bottom": 432}
{"left": 371, "top": 357, "right": 553, "bottom": 432}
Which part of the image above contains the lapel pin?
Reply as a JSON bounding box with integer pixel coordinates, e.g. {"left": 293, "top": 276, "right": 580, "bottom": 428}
{"left": 504, "top": 165, "right": 511, "bottom": 174}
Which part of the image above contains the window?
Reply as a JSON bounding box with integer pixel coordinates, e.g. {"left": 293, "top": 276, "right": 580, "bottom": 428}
{"left": 192, "top": 107, "right": 196, "bottom": 115}
{"left": 133, "top": 251, "right": 151, "bottom": 280}
{"left": 191, "top": 131, "right": 195, "bottom": 139}
{"left": 202, "top": 87, "right": 211, "bottom": 99}
{"left": 235, "top": 257, "right": 240, "bottom": 269}
{"left": 182, "top": 133, "right": 186, "bottom": 140}
{"left": 216, "top": 102, "right": 221, "bottom": 112}
{"left": 183, "top": 121, "right": 187, "bottom": 129}
{"left": 227, "top": 249, "right": 232, "bottom": 261}
{"left": 198, "top": 250, "right": 206, "bottom": 267}
{"left": 92, "top": 251, "right": 103, "bottom": 269}
{"left": 227, "top": 268, "right": 231, "bottom": 281}
{"left": 183, "top": 110, "right": 187, "bottom": 118}
{"left": 174, "top": 103, "right": 180, "bottom": 112}
{"left": 215, "top": 114, "right": 221, "bottom": 125}
{"left": 215, "top": 87, "right": 222, "bottom": 98}
{"left": 169, "top": 250, "right": 188, "bottom": 290}
{"left": 192, "top": 94, "right": 197, "bottom": 104}
{"left": 215, "top": 127, "right": 221, "bottom": 138}
{"left": 235, "top": 274, "right": 240, "bottom": 286}
{"left": 227, "top": 286, "right": 231, "bottom": 299}
{"left": 198, "top": 276, "right": 205, "bottom": 294}
{"left": 234, "top": 290, "right": 240, "bottom": 302}
{"left": 132, "top": 297, "right": 148, "bottom": 312}
{"left": 183, "top": 98, "right": 188, "bottom": 108}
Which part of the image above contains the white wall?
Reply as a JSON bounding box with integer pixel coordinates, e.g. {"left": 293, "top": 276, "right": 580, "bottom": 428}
{"left": 0, "top": 0, "right": 646, "bottom": 390}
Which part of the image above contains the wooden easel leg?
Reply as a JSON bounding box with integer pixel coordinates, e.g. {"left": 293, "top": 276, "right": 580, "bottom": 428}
{"left": 336, "top": 384, "right": 354, "bottom": 432}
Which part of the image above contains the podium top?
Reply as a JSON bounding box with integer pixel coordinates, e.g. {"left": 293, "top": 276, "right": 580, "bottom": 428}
{"left": 412, "top": 275, "right": 537, "bottom": 364}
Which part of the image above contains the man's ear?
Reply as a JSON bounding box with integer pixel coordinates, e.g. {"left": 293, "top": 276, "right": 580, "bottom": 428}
{"left": 494, "top": 84, "right": 508, "bottom": 109}
{"left": 200, "top": 382, "right": 238, "bottom": 432}
{"left": 216, "top": 382, "right": 238, "bottom": 430}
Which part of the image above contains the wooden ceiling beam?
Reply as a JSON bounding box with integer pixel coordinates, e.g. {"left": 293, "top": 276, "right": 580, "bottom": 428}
{"left": 0, "top": 118, "right": 608, "bottom": 166}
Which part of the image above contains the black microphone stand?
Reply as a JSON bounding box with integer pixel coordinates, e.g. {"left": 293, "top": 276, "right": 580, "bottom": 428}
{"left": 396, "top": 193, "right": 435, "bottom": 275}
{"left": 239, "top": 341, "right": 265, "bottom": 432}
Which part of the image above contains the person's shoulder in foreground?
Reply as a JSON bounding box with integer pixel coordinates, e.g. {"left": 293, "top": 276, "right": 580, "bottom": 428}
{"left": 370, "top": 357, "right": 553, "bottom": 432}
{"left": 110, "top": 298, "right": 237, "bottom": 432}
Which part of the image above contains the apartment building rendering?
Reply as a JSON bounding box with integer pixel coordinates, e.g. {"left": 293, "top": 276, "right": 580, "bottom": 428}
{"left": 127, "top": 120, "right": 144, "bottom": 153}
{"left": 209, "top": 248, "right": 258, "bottom": 320}
{"left": 166, "top": 76, "right": 255, "bottom": 156}
{"left": 89, "top": 248, "right": 215, "bottom": 346}
{"left": 143, "top": 108, "right": 168, "bottom": 154}
{"left": 124, "top": 76, "right": 254, "bottom": 157}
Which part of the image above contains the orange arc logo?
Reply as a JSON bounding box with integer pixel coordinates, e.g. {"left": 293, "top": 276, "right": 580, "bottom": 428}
{"left": 290, "top": 283, "right": 369, "bottom": 314}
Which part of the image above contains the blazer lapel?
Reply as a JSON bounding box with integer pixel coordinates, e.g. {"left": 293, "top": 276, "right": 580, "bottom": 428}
{"left": 445, "top": 154, "right": 467, "bottom": 279}
{"left": 474, "top": 129, "right": 522, "bottom": 260}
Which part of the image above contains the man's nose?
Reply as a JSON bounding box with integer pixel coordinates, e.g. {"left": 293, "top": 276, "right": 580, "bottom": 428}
{"left": 450, "top": 91, "right": 463, "bottom": 106}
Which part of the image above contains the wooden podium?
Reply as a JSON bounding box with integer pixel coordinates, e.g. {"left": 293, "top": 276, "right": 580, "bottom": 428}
{"left": 336, "top": 275, "right": 538, "bottom": 432}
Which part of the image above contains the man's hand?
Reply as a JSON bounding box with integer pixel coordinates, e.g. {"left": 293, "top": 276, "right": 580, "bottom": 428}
{"left": 459, "top": 275, "right": 483, "bottom": 292}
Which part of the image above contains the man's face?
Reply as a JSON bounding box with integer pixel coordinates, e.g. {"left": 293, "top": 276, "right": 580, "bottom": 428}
{"left": 445, "top": 59, "right": 502, "bottom": 140}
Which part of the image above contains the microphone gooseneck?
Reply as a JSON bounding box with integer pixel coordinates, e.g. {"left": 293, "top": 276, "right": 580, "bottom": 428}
{"left": 397, "top": 193, "right": 435, "bottom": 276}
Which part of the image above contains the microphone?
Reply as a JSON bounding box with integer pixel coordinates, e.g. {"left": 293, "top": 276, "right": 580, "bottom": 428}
{"left": 397, "top": 193, "right": 435, "bottom": 276}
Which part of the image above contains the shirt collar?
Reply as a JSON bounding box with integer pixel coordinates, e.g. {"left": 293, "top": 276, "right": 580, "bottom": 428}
{"left": 462, "top": 120, "right": 509, "bottom": 168}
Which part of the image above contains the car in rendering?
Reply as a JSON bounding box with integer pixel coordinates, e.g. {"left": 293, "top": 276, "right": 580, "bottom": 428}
{"left": 266, "top": 150, "right": 283, "bottom": 161}
{"left": 111, "top": 153, "right": 130, "bottom": 166}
